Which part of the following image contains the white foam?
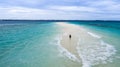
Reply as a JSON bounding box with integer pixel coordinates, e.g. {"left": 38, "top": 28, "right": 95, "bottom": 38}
{"left": 77, "top": 38, "right": 116, "bottom": 67}
{"left": 52, "top": 24, "right": 116, "bottom": 67}
{"left": 59, "top": 45, "right": 79, "bottom": 62}
{"left": 54, "top": 35, "right": 80, "bottom": 62}
{"left": 54, "top": 34, "right": 116, "bottom": 67}
{"left": 87, "top": 32, "right": 101, "bottom": 39}
{"left": 52, "top": 33, "right": 79, "bottom": 62}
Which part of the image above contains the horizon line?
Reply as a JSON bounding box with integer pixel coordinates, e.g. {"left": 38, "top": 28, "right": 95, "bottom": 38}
{"left": 0, "top": 19, "right": 120, "bottom": 21}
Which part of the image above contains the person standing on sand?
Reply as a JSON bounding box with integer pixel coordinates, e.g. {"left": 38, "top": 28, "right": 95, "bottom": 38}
{"left": 69, "top": 34, "right": 71, "bottom": 39}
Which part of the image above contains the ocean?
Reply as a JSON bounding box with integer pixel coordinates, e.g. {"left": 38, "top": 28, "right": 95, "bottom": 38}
{"left": 0, "top": 20, "right": 120, "bottom": 67}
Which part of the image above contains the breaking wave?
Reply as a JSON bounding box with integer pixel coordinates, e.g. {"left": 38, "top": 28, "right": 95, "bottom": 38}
{"left": 87, "top": 32, "right": 101, "bottom": 39}
{"left": 77, "top": 32, "right": 116, "bottom": 67}
{"left": 53, "top": 24, "right": 116, "bottom": 67}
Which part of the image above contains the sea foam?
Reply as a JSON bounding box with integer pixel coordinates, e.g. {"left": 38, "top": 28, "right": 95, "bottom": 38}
{"left": 77, "top": 37, "right": 116, "bottom": 67}
{"left": 54, "top": 35, "right": 80, "bottom": 62}
{"left": 87, "top": 32, "right": 101, "bottom": 39}
{"left": 54, "top": 23, "right": 116, "bottom": 67}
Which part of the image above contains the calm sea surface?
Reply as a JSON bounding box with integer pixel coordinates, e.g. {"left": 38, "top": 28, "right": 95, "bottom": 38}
{"left": 0, "top": 21, "right": 120, "bottom": 67}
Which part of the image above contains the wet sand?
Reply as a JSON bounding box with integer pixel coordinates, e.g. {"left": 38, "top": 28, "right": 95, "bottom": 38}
{"left": 58, "top": 22, "right": 81, "bottom": 59}
{"left": 61, "top": 33, "right": 79, "bottom": 58}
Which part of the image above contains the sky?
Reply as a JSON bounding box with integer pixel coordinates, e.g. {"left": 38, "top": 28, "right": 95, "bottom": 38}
{"left": 0, "top": 0, "right": 120, "bottom": 20}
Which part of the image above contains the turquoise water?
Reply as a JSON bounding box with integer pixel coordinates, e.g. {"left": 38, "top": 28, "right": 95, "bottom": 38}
{"left": 0, "top": 21, "right": 120, "bottom": 67}
{"left": 72, "top": 22, "right": 120, "bottom": 67}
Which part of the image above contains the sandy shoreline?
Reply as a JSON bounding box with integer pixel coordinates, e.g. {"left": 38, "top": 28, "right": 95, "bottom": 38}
{"left": 57, "top": 22, "right": 117, "bottom": 67}
{"left": 61, "top": 32, "right": 79, "bottom": 59}
{"left": 58, "top": 22, "right": 82, "bottom": 59}
{"left": 58, "top": 22, "right": 94, "bottom": 60}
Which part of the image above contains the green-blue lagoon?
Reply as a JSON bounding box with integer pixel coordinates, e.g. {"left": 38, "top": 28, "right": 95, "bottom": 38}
{"left": 0, "top": 20, "right": 120, "bottom": 67}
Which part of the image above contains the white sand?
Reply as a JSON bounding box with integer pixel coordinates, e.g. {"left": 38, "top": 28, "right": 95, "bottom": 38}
{"left": 58, "top": 22, "right": 96, "bottom": 59}
{"left": 57, "top": 22, "right": 116, "bottom": 67}
{"left": 57, "top": 22, "right": 83, "bottom": 59}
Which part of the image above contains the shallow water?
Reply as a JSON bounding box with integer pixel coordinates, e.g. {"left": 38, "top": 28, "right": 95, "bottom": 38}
{"left": 0, "top": 21, "right": 120, "bottom": 67}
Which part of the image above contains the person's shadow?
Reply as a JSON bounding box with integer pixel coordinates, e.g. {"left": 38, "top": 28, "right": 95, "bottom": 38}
{"left": 69, "top": 34, "right": 72, "bottom": 52}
